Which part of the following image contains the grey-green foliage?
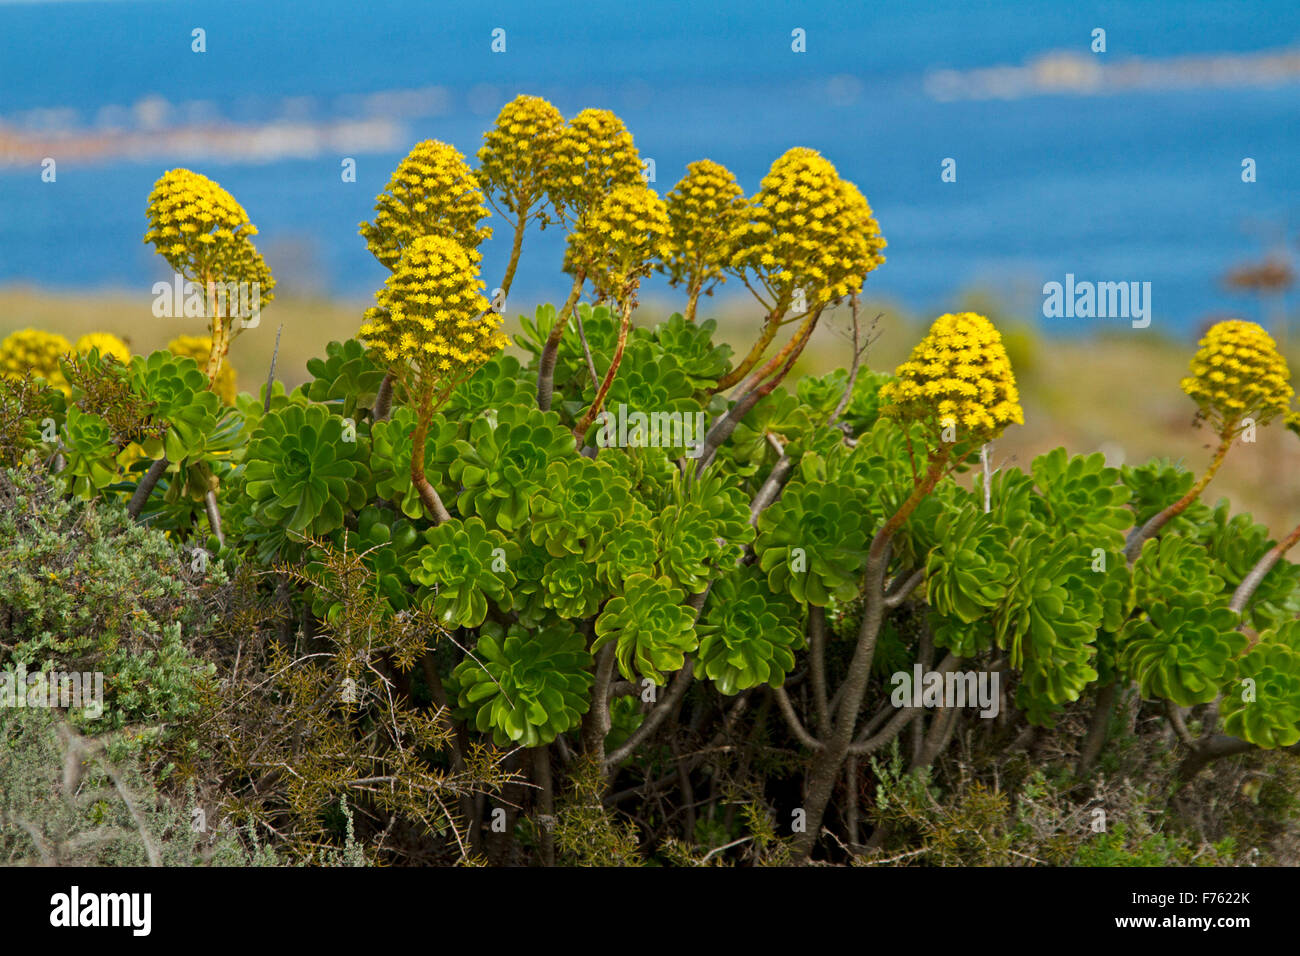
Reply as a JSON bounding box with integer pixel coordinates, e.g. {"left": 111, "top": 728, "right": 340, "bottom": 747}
{"left": 0, "top": 463, "right": 217, "bottom": 730}
{"left": 0, "top": 707, "right": 278, "bottom": 866}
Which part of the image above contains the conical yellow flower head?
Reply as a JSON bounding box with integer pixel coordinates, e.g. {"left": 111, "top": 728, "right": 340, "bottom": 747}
{"left": 659, "top": 159, "right": 748, "bottom": 293}
{"left": 1181, "top": 319, "right": 1293, "bottom": 429}
{"left": 565, "top": 183, "right": 672, "bottom": 299}
{"left": 477, "top": 95, "right": 565, "bottom": 224}
{"left": 73, "top": 333, "right": 131, "bottom": 365}
{"left": 361, "top": 140, "right": 492, "bottom": 271}
{"left": 360, "top": 235, "right": 507, "bottom": 375}
{"left": 880, "top": 312, "right": 1023, "bottom": 444}
{"left": 547, "top": 108, "right": 643, "bottom": 224}
{"left": 168, "top": 334, "right": 237, "bottom": 404}
{"left": 143, "top": 168, "right": 275, "bottom": 302}
{"left": 728, "top": 147, "right": 885, "bottom": 309}
{"left": 0, "top": 328, "right": 72, "bottom": 392}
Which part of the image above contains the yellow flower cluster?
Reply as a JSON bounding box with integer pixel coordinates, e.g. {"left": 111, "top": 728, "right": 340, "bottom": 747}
{"left": 659, "top": 159, "right": 748, "bottom": 294}
{"left": 168, "top": 334, "right": 237, "bottom": 404}
{"left": 565, "top": 184, "right": 672, "bottom": 299}
{"left": 477, "top": 95, "right": 565, "bottom": 224}
{"left": 73, "top": 333, "right": 131, "bottom": 365}
{"left": 547, "top": 108, "right": 644, "bottom": 224}
{"left": 361, "top": 140, "right": 491, "bottom": 271}
{"left": 728, "top": 147, "right": 885, "bottom": 309}
{"left": 359, "top": 235, "right": 507, "bottom": 376}
{"left": 0, "top": 328, "right": 72, "bottom": 392}
{"left": 1181, "top": 319, "right": 1293, "bottom": 428}
{"left": 880, "top": 312, "right": 1023, "bottom": 444}
{"left": 143, "top": 169, "right": 276, "bottom": 300}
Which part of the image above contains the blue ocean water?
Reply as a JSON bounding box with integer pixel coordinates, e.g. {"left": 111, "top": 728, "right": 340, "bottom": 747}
{"left": 1, "top": 0, "right": 1298, "bottom": 335}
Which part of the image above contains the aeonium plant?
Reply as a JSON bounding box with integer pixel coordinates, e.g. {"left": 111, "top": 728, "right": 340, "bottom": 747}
{"left": 10, "top": 94, "right": 1300, "bottom": 867}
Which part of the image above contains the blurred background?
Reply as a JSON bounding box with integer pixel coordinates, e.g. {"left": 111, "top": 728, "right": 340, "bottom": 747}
{"left": 2, "top": 0, "right": 1299, "bottom": 526}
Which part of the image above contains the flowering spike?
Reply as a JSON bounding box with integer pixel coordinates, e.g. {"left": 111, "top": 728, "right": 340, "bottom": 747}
{"left": 361, "top": 140, "right": 492, "bottom": 271}
{"left": 880, "top": 312, "right": 1023, "bottom": 446}
{"left": 1180, "top": 319, "right": 1293, "bottom": 432}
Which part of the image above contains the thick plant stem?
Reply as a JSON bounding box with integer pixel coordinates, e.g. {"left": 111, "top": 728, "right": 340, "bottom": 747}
{"left": 684, "top": 281, "right": 702, "bottom": 324}
{"left": 733, "top": 307, "right": 823, "bottom": 398}
{"left": 409, "top": 388, "right": 450, "bottom": 524}
{"left": 1231, "top": 521, "right": 1300, "bottom": 613}
{"left": 749, "top": 455, "right": 794, "bottom": 524}
{"left": 1076, "top": 680, "right": 1118, "bottom": 777}
{"left": 790, "top": 453, "right": 949, "bottom": 862}
{"left": 536, "top": 276, "right": 585, "bottom": 411}
{"left": 127, "top": 455, "right": 169, "bottom": 519}
{"left": 204, "top": 489, "right": 225, "bottom": 546}
{"left": 533, "top": 745, "right": 555, "bottom": 866}
{"left": 1175, "top": 735, "right": 1280, "bottom": 782}
{"left": 809, "top": 607, "right": 831, "bottom": 738}
{"left": 373, "top": 373, "right": 394, "bottom": 422}
{"left": 1123, "top": 430, "right": 1233, "bottom": 562}
{"left": 203, "top": 276, "right": 230, "bottom": 386}
{"left": 603, "top": 649, "right": 698, "bottom": 774}
{"left": 573, "top": 298, "right": 632, "bottom": 437}
{"left": 498, "top": 214, "right": 527, "bottom": 304}
{"left": 582, "top": 644, "right": 617, "bottom": 759}
{"left": 695, "top": 322, "right": 813, "bottom": 474}
{"left": 713, "top": 305, "right": 784, "bottom": 392}
{"left": 844, "top": 755, "right": 860, "bottom": 847}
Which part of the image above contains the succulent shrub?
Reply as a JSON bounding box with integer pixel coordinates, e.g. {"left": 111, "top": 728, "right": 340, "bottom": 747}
{"left": 528, "top": 456, "right": 647, "bottom": 558}
{"left": 452, "top": 622, "right": 594, "bottom": 748}
{"left": 1220, "top": 641, "right": 1300, "bottom": 749}
{"left": 409, "top": 517, "right": 518, "bottom": 628}
{"left": 129, "top": 350, "right": 241, "bottom": 465}
{"left": 643, "top": 314, "right": 732, "bottom": 391}
{"left": 59, "top": 407, "right": 119, "bottom": 497}
{"left": 697, "top": 567, "right": 803, "bottom": 694}
{"left": 240, "top": 403, "right": 369, "bottom": 557}
{"left": 653, "top": 467, "right": 753, "bottom": 592}
{"left": 449, "top": 404, "right": 575, "bottom": 532}
{"left": 594, "top": 518, "right": 659, "bottom": 590}
{"left": 8, "top": 109, "right": 1300, "bottom": 868}
{"left": 369, "top": 407, "right": 457, "bottom": 519}
{"left": 297, "top": 338, "right": 387, "bottom": 419}
{"left": 444, "top": 353, "right": 532, "bottom": 417}
{"left": 1121, "top": 599, "right": 1245, "bottom": 706}
{"left": 593, "top": 574, "right": 698, "bottom": 685}
{"left": 756, "top": 480, "right": 871, "bottom": 605}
